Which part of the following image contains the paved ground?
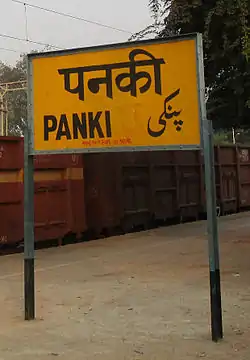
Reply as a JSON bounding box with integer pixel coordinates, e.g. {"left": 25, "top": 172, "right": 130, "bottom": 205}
{"left": 0, "top": 213, "right": 249, "bottom": 359}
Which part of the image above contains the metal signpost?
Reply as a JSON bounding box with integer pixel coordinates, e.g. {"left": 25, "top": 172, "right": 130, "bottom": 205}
{"left": 25, "top": 33, "right": 223, "bottom": 341}
{"left": 196, "top": 37, "right": 223, "bottom": 341}
{"left": 24, "top": 124, "right": 35, "bottom": 320}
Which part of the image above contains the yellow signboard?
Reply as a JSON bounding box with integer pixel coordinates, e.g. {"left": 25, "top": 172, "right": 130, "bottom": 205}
{"left": 28, "top": 35, "right": 202, "bottom": 154}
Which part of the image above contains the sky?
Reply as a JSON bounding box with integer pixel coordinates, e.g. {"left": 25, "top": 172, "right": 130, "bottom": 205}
{"left": 0, "top": 0, "right": 152, "bottom": 65}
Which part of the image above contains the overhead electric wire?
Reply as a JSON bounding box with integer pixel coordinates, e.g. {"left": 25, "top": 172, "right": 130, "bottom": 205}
{"left": 10, "top": 0, "right": 132, "bottom": 34}
{"left": 0, "top": 32, "right": 64, "bottom": 50}
{"left": 1, "top": 0, "right": 132, "bottom": 57}
{"left": 0, "top": 2, "right": 62, "bottom": 55}
{"left": 0, "top": 47, "right": 21, "bottom": 53}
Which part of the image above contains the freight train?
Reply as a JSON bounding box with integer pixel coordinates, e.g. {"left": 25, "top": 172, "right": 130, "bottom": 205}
{"left": 0, "top": 136, "right": 250, "bottom": 247}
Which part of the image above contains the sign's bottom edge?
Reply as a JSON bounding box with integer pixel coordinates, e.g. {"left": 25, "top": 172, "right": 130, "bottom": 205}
{"left": 28, "top": 144, "right": 202, "bottom": 155}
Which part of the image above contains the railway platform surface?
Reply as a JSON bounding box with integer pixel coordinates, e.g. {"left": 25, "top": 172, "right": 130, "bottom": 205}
{"left": 0, "top": 213, "right": 249, "bottom": 359}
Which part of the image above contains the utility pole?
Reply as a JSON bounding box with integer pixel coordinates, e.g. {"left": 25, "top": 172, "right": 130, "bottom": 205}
{"left": 232, "top": 127, "right": 236, "bottom": 144}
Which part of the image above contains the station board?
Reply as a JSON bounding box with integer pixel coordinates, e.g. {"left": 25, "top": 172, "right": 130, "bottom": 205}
{"left": 27, "top": 34, "right": 203, "bottom": 154}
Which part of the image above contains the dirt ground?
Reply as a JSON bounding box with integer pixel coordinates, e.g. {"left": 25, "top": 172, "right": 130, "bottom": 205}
{"left": 0, "top": 213, "right": 249, "bottom": 359}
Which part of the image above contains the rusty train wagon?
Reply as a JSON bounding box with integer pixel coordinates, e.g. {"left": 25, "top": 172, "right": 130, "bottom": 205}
{"left": 84, "top": 152, "right": 152, "bottom": 236}
{"left": 1, "top": 136, "right": 250, "bottom": 247}
{"left": 0, "top": 136, "right": 87, "bottom": 247}
{"left": 83, "top": 145, "right": 250, "bottom": 236}
{"left": 83, "top": 150, "right": 204, "bottom": 236}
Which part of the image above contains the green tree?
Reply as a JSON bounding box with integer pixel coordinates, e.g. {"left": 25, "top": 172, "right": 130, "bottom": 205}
{"left": 243, "top": 24, "right": 250, "bottom": 107}
{"left": 0, "top": 49, "right": 44, "bottom": 135}
{"left": 136, "top": 0, "right": 250, "bottom": 129}
{"left": 129, "top": 0, "right": 168, "bottom": 41}
{"left": 0, "top": 54, "right": 27, "bottom": 135}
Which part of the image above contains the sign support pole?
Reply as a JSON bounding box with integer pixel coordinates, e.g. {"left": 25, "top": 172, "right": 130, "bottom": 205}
{"left": 203, "top": 119, "right": 223, "bottom": 341}
{"left": 197, "top": 34, "right": 223, "bottom": 342}
{"left": 24, "top": 125, "right": 35, "bottom": 320}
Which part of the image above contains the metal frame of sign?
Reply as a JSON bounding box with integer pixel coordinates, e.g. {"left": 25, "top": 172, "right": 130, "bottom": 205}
{"left": 27, "top": 32, "right": 202, "bottom": 155}
{"left": 24, "top": 33, "right": 223, "bottom": 342}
